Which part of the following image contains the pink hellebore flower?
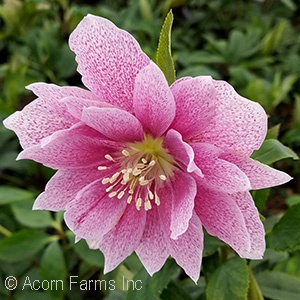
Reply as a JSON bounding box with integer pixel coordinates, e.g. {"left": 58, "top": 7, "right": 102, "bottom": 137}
{"left": 3, "top": 14, "right": 291, "bottom": 282}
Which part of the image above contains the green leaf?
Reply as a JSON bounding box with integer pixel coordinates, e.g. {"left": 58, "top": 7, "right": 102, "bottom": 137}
{"left": 74, "top": 238, "right": 104, "bottom": 267}
{"left": 11, "top": 199, "right": 53, "bottom": 228}
{"left": 266, "top": 203, "right": 300, "bottom": 251}
{"left": 0, "top": 186, "right": 35, "bottom": 205}
{"left": 280, "top": 0, "right": 296, "bottom": 11}
{"left": 0, "top": 229, "right": 51, "bottom": 262}
{"left": 203, "top": 230, "right": 224, "bottom": 257}
{"left": 256, "top": 271, "right": 300, "bottom": 300}
{"left": 282, "top": 128, "right": 300, "bottom": 145}
{"left": 161, "top": 281, "right": 193, "bottom": 300}
{"left": 40, "top": 241, "right": 67, "bottom": 299}
{"left": 292, "top": 94, "right": 300, "bottom": 127}
{"left": 286, "top": 194, "right": 300, "bottom": 207}
{"left": 115, "top": 264, "right": 134, "bottom": 291}
{"left": 248, "top": 266, "right": 264, "bottom": 300}
{"left": 262, "top": 20, "right": 288, "bottom": 55}
{"left": 206, "top": 257, "right": 249, "bottom": 300}
{"left": 252, "top": 188, "right": 270, "bottom": 212}
{"left": 266, "top": 124, "right": 280, "bottom": 140}
{"left": 14, "top": 291, "right": 53, "bottom": 300}
{"left": 139, "top": 0, "right": 153, "bottom": 21}
{"left": 156, "top": 10, "right": 176, "bottom": 85}
{"left": 274, "top": 253, "right": 300, "bottom": 278}
{"left": 251, "top": 139, "right": 298, "bottom": 164}
{"left": 125, "top": 259, "right": 179, "bottom": 300}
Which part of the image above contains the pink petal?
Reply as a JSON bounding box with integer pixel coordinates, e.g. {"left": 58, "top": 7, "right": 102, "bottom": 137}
{"left": 158, "top": 170, "right": 197, "bottom": 239}
{"left": 199, "top": 80, "right": 267, "bottom": 156}
{"left": 192, "top": 143, "right": 251, "bottom": 194}
{"left": 33, "top": 167, "right": 101, "bottom": 211}
{"left": 220, "top": 152, "right": 292, "bottom": 189}
{"left": 133, "top": 62, "right": 175, "bottom": 137}
{"left": 195, "top": 186, "right": 251, "bottom": 256}
{"left": 82, "top": 107, "right": 144, "bottom": 142}
{"left": 85, "top": 239, "right": 99, "bottom": 249}
{"left": 18, "top": 123, "right": 120, "bottom": 169}
{"left": 136, "top": 207, "right": 169, "bottom": 276}
{"left": 170, "top": 76, "right": 217, "bottom": 140}
{"left": 163, "top": 129, "right": 203, "bottom": 177}
{"left": 232, "top": 192, "right": 265, "bottom": 259}
{"left": 99, "top": 205, "right": 146, "bottom": 273}
{"left": 167, "top": 212, "right": 203, "bottom": 283}
{"left": 2, "top": 83, "right": 92, "bottom": 148}
{"left": 65, "top": 179, "right": 127, "bottom": 240}
{"left": 61, "top": 96, "right": 113, "bottom": 119}
{"left": 69, "top": 14, "right": 150, "bottom": 112}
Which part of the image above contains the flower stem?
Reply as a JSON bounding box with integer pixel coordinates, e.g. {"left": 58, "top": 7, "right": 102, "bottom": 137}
{"left": 0, "top": 225, "right": 12, "bottom": 237}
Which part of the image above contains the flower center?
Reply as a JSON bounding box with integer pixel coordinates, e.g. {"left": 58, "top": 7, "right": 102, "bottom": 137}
{"left": 98, "top": 134, "right": 175, "bottom": 211}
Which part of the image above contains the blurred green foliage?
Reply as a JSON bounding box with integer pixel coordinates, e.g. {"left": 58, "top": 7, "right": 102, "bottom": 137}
{"left": 0, "top": 0, "right": 300, "bottom": 299}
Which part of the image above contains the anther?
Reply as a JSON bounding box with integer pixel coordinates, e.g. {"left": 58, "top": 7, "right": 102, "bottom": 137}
{"left": 123, "top": 172, "right": 130, "bottom": 182}
{"left": 122, "top": 149, "right": 130, "bottom": 156}
{"left": 139, "top": 179, "right": 149, "bottom": 186}
{"left": 148, "top": 189, "right": 154, "bottom": 200}
{"left": 144, "top": 200, "right": 152, "bottom": 211}
{"left": 149, "top": 160, "right": 156, "bottom": 166}
{"left": 110, "top": 172, "right": 120, "bottom": 183}
{"left": 98, "top": 166, "right": 108, "bottom": 170}
{"left": 104, "top": 154, "right": 115, "bottom": 161}
{"left": 155, "top": 194, "right": 160, "bottom": 206}
{"left": 108, "top": 191, "right": 117, "bottom": 198}
{"left": 106, "top": 186, "right": 114, "bottom": 192}
{"left": 132, "top": 168, "right": 142, "bottom": 176}
{"left": 136, "top": 198, "right": 142, "bottom": 210}
{"left": 117, "top": 191, "right": 125, "bottom": 199}
{"left": 159, "top": 174, "right": 167, "bottom": 181}
{"left": 102, "top": 178, "right": 111, "bottom": 184}
{"left": 136, "top": 163, "right": 145, "bottom": 169}
{"left": 127, "top": 195, "right": 132, "bottom": 204}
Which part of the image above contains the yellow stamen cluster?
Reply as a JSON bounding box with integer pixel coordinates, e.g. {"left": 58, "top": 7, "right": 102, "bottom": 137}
{"left": 97, "top": 134, "right": 175, "bottom": 211}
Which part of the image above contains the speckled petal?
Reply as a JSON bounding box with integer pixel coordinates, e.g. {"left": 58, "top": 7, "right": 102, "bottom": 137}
{"left": 133, "top": 62, "right": 176, "bottom": 137}
{"left": 3, "top": 83, "right": 94, "bottom": 148}
{"left": 100, "top": 205, "right": 146, "bottom": 273}
{"left": 220, "top": 152, "right": 292, "bottom": 189}
{"left": 65, "top": 179, "right": 127, "bottom": 241}
{"left": 61, "top": 96, "right": 113, "bottom": 119}
{"left": 158, "top": 170, "right": 197, "bottom": 239}
{"left": 82, "top": 107, "right": 144, "bottom": 142}
{"left": 69, "top": 14, "right": 150, "bottom": 111}
{"left": 195, "top": 185, "right": 251, "bottom": 256}
{"left": 231, "top": 192, "right": 265, "bottom": 259}
{"left": 199, "top": 80, "right": 267, "bottom": 156}
{"left": 192, "top": 143, "right": 251, "bottom": 194}
{"left": 170, "top": 76, "right": 216, "bottom": 140}
{"left": 136, "top": 207, "right": 169, "bottom": 276}
{"left": 18, "top": 123, "right": 120, "bottom": 169}
{"left": 163, "top": 129, "right": 203, "bottom": 177}
{"left": 33, "top": 167, "right": 101, "bottom": 211}
{"left": 167, "top": 212, "right": 203, "bottom": 283}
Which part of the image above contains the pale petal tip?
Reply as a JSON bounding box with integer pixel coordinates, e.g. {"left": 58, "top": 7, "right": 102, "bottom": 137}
{"left": 170, "top": 233, "right": 179, "bottom": 240}
{"left": 32, "top": 200, "right": 42, "bottom": 210}
{"left": 75, "top": 236, "right": 82, "bottom": 244}
{"left": 16, "top": 151, "right": 25, "bottom": 161}
{"left": 283, "top": 174, "right": 293, "bottom": 184}
{"left": 2, "top": 113, "right": 17, "bottom": 130}
{"left": 86, "top": 239, "right": 100, "bottom": 249}
{"left": 25, "top": 82, "right": 45, "bottom": 91}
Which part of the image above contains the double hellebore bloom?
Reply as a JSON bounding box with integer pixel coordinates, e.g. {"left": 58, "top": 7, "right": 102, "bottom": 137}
{"left": 3, "top": 14, "right": 291, "bottom": 282}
